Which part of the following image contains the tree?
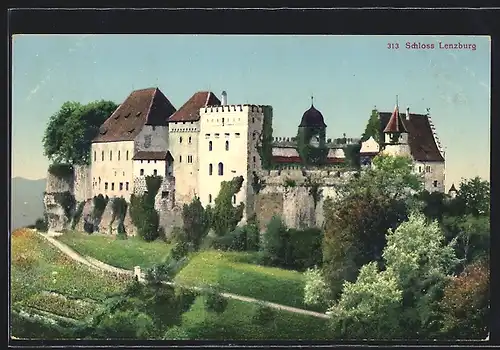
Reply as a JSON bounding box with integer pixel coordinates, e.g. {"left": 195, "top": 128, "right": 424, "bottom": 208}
{"left": 259, "top": 215, "right": 289, "bottom": 267}
{"left": 209, "top": 176, "right": 245, "bottom": 236}
{"left": 361, "top": 108, "right": 382, "bottom": 143}
{"left": 440, "top": 259, "right": 489, "bottom": 339}
{"left": 454, "top": 177, "right": 490, "bottom": 217}
{"left": 43, "top": 100, "right": 118, "bottom": 165}
{"left": 327, "top": 212, "right": 460, "bottom": 339}
{"left": 182, "top": 196, "right": 210, "bottom": 250}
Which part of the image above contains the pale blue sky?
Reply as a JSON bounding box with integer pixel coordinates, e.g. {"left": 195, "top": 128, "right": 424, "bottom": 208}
{"left": 12, "top": 35, "right": 490, "bottom": 188}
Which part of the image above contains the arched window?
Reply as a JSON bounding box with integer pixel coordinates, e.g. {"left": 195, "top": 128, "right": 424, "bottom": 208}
{"left": 209, "top": 141, "right": 213, "bottom": 151}
{"left": 126, "top": 151, "right": 129, "bottom": 160}
{"left": 208, "top": 194, "right": 212, "bottom": 203}
{"left": 101, "top": 151, "right": 104, "bottom": 161}
{"left": 118, "top": 151, "right": 121, "bottom": 161}
{"left": 140, "top": 169, "right": 144, "bottom": 176}
{"left": 225, "top": 140, "right": 229, "bottom": 151}
{"left": 218, "top": 162, "right": 224, "bottom": 176}
{"left": 209, "top": 163, "right": 213, "bottom": 175}
{"left": 153, "top": 169, "right": 158, "bottom": 176}
{"left": 188, "top": 136, "right": 192, "bottom": 144}
{"left": 179, "top": 137, "right": 183, "bottom": 143}
{"left": 110, "top": 151, "right": 113, "bottom": 161}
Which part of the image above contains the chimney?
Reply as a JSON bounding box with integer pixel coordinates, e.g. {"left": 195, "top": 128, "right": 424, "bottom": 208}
{"left": 406, "top": 106, "right": 410, "bottom": 120}
{"left": 221, "top": 91, "right": 228, "bottom": 106}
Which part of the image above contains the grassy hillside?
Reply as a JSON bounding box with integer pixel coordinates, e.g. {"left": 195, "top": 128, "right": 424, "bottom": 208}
{"left": 175, "top": 251, "right": 309, "bottom": 310}
{"left": 11, "top": 229, "right": 129, "bottom": 321}
{"left": 57, "top": 230, "right": 172, "bottom": 270}
{"left": 11, "top": 177, "right": 46, "bottom": 230}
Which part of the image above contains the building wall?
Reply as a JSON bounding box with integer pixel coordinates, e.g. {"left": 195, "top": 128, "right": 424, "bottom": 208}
{"left": 91, "top": 140, "right": 135, "bottom": 200}
{"left": 414, "top": 161, "right": 446, "bottom": 193}
{"left": 73, "top": 165, "right": 92, "bottom": 202}
{"left": 133, "top": 159, "right": 167, "bottom": 178}
{"left": 133, "top": 125, "right": 169, "bottom": 153}
{"left": 382, "top": 133, "right": 411, "bottom": 158}
{"left": 168, "top": 121, "right": 200, "bottom": 205}
{"left": 198, "top": 105, "right": 264, "bottom": 221}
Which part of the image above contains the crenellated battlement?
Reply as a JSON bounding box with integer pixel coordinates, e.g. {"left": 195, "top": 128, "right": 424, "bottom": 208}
{"left": 254, "top": 168, "right": 356, "bottom": 187}
{"left": 201, "top": 104, "right": 271, "bottom": 114}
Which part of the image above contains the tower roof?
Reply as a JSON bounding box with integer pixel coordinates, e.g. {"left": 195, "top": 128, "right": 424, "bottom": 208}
{"left": 448, "top": 183, "right": 457, "bottom": 192}
{"left": 169, "top": 91, "right": 221, "bottom": 122}
{"left": 299, "top": 97, "right": 327, "bottom": 128}
{"left": 93, "top": 87, "right": 176, "bottom": 143}
{"left": 383, "top": 105, "right": 408, "bottom": 134}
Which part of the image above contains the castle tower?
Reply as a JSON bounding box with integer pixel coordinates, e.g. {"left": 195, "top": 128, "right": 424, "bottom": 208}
{"left": 382, "top": 98, "right": 411, "bottom": 158}
{"left": 297, "top": 96, "right": 328, "bottom": 164}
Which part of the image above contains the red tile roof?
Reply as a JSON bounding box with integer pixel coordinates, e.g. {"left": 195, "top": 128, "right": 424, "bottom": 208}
{"left": 169, "top": 91, "right": 221, "bottom": 122}
{"left": 93, "top": 88, "right": 176, "bottom": 143}
{"left": 133, "top": 151, "right": 172, "bottom": 161}
{"left": 272, "top": 156, "right": 345, "bottom": 164}
{"left": 379, "top": 112, "right": 444, "bottom": 162}
{"left": 383, "top": 106, "right": 408, "bottom": 133}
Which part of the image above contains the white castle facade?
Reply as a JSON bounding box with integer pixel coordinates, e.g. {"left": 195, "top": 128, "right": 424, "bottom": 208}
{"left": 89, "top": 88, "right": 448, "bottom": 216}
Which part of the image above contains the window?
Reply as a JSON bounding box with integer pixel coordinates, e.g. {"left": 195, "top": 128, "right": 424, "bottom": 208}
{"left": 179, "top": 137, "right": 183, "bottom": 143}
{"left": 218, "top": 162, "right": 224, "bottom": 176}
{"left": 111, "top": 183, "right": 115, "bottom": 191}
{"left": 253, "top": 156, "right": 256, "bottom": 163}
{"left": 102, "top": 151, "right": 104, "bottom": 161}
{"left": 148, "top": 160, "right": 150, "bottom": 164}
{"left": 252, "top": 117, "right": 255, "bottom": 123}
{"left": 99, "top": 177, "right": 101, "bottom": 184}
{"left": 153, "top": 169, "right": 158, "bottom": 176}
{"left": 187, "top": 155, "right": 193, "bottom": 163}
{"left": 208, "top": 194, "right": 212, "bottom": 203}
{"left": 126, "top": 151, "right": 129, "bottom": 160}
{"left": 225, "top": 133, "right": 230, "bottom": 138}
{"left": 105, "top": 182, "right": 108, "bottom": 190}
{"left": 209, "top": 163, "right": 213, "bottom": 175}
{"left": 154, "top": 160, "right": 157, "bottom": 164}
{"left": 188, "top": 136, "right": 192, "bottom": 144}
{"left": 252, "top": 133, "right": 256, "bottom": 140}
{"left": 123, "top": 171, "right": 125, "bottom": 176}
{"left": 152, "top": 126, "right": 156, "bottom": 131}
{"left": 141, "top": 160, "right": 143, "bottom": 163}
{"left": 94, "top": 151, "right": 96, "bottom": 162}
{"left": 140, "top": 169, "right": 144, "bottom": 176}
{"left": 433, "top": 180, "right": 438, "bottom": 187}
{"left": 118, "top": 151, "right": 121, "bottom": 161}
{"left": 235, "top": 133, "right": 240, "bottom": 138}
{"left": 222, "top": 118, "right": 225, "bottom": 126}
{"left": 179, "top": 155, "right": 182, "bottom": 162}
{"left": 233, "top": 195, "right": 236, "bottom": 204}
{"left": 215, "top": 133, "right": 220, "bottom": 138}
{"left": 419, "top": 166, "right": 422, "bottom": 173}
{"left": 426, "top": 166, "right": 431, "bottom": 173}
{"left": 209, "top": 141, "right": 213, "bottom": 151}
{"left": 114, "top": 171, "right": 117, "bottom": 176}
{"left": 110, "top": 151, "right": 112, "bottom": 161}
{"left": 119, "top": 182, "right": 123, "bottom": 191}
{"left": 225, "top": 141, "right": 229, "bottom": 151}
{"left": 126, "top": 182, "right": 129, "bottom": 191}
{"left": 161, "top": 191, "right": 169, "bottom": 199}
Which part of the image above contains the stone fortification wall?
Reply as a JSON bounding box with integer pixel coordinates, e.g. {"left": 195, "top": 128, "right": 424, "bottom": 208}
{"left": 73, "top": 165, "right": 92, "bottom": 202}
{"left": 253, "top": 169, "right": 352, "bottom": 231}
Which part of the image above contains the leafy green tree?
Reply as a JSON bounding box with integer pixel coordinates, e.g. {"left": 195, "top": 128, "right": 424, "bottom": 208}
{"left": 454, "top": 177, "right": 490, "bottom": 217}
{"left": 182, "top": 196, "right": 210, "bottom": 250}
{"left": 327, "top": 212, "right": 459, "bottom": 339}
{"left": 43, "top": 100, "right": 118, "bottom": 165}
{"left": 259, "top": 215, "right": 289, "bottom": 266}
{"left": 361, "top": 108, "right": 382, "bottom": 143}
{"left": 209, "top": 176, "right": 245, "bottom": 236}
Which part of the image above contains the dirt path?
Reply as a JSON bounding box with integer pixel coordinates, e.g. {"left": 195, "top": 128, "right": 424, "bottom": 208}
{"left": 36, "top": 230, "right": 330, "bottom": 320}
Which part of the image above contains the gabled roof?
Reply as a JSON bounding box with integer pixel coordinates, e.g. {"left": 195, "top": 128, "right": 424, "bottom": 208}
{"left": 448, "top": 183, "right": 457, "bottom": 192}
{"left": 383, "top": 106, "right": 408, "bottom": 133}
{"left": 169, "top": 91, "right": 221, "bottom": 122}
{"left": 379, "top": 112, "right": 445, "bottom": 162}
{"left": 93, "top": 88, "right": 176, "bottom": 143}
{"left": 133, "top": 151, "right": 172, "bottom": 161}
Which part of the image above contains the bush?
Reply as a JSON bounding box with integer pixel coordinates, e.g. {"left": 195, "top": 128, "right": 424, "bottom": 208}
{"left": 35, "top": 217, "right": 48, "bottom": 232}
{"left": 170, "top": 241, "right": 192, "bottom": 261}
{"left": 182, "top": 197, "right": 210, "bottom": 250}
{"left": 83, "top": 221, "right": 94, "bottom": 234}
{"left": 204, "top": 287, "right": 228, "bottom": 314}
{"left": 304, "top": 267, "right": 330, "bottom": 310}
{"left": 287, "top": 227, "right": 323, "bottom": 270}
{"left": 54, "top": 191, "right": 76, "bottom": 220}
{"left": 137, "top": 204, "right": 160, "bottom": 242}
{"left": 260, "top": 216, "right": 288, "bottom": 266}
{"left": 92, "top": 194, "right": 108, "bottom": 222}
{"left": 48, "top": 163, "right": 74, "bottom": 178}
{"left": 252, "top": 302, "right": 277, "bottom": 326}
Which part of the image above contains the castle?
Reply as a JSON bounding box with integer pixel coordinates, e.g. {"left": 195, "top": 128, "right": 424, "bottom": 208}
{"left": 88, "top": 87, "right": 447, "bottom": 215}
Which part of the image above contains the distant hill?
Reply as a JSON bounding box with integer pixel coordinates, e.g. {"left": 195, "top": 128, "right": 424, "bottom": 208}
{"left": 11, "top": 177, "right": 46, "bottom": 230}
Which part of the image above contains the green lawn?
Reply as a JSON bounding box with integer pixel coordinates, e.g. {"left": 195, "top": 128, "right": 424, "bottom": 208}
{"left": 177, "top": 295, "right": 332, "bottom": 340}
{"left": 56, "top": 230, "right": 172, "bottom": 270}
{"left": 175, "top": 250, "right": 310, "bottom": 310}
{"left": 11, "top": 228, "right": 128, "bottom": 319}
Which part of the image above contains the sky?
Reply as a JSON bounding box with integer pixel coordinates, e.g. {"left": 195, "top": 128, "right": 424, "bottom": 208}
{"left": 12, "top": 35, "right": 490, "bottom": 188}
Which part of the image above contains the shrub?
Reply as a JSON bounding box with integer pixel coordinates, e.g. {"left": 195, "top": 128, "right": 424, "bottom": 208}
{"left": 304, "top": 267, "right": 330, "bottom": 310}
{"left": 182, "top": 197, "right": 210, "bottom": 250}
{"left": 209, "top": 176, "right": 245, "bottom": 236}
{"left": 163, "top": 325, "right": 191, "bottom": 340}
{"left": 92, "top": 194, "right": 108, "bottom": 222}
{"left": 83, "top": 221, "right": 94, "bottom": 234}
{"left": 138, "top": 204, "right": 160, "bottom": 242}
{"left": 35, "top": 217, "right": 48, "bottom": 232}
{"left": 54, "top": 191, "right": 76, "bottom": 220}
{"left": 287, "top": 227, "right": 323, "bottom": 270}
{"left": 204, "top": 287, "right": 228, "bottom": 314}
{"left": 283, "top": 178, "right": 296, "bottom": 188}
{"left": 48, "top": 163, "right": 74, "bottom": 178}
{"left": 260, "top": 216, "right": 288, "bottom": 266}
{"left": 111, "top": 197, "right": 128, "bottom": 237}
{"left": 170, "top": 241, "right": 192, "bottom": 261}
